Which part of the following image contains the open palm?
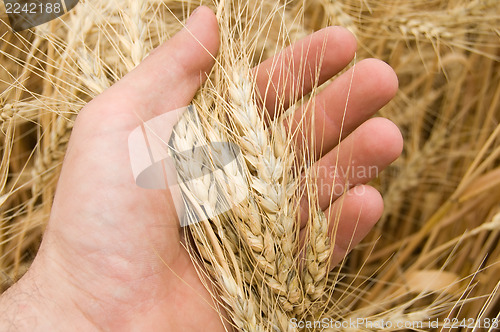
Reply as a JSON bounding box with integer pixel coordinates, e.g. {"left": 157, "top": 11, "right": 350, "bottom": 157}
{"left": 0, "top": 6, "right": 402, "bottom": 331}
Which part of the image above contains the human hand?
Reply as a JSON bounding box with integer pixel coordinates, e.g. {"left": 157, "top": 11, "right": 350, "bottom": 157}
{"left": 0, "top": 6, "right": 402, "bottom": 331}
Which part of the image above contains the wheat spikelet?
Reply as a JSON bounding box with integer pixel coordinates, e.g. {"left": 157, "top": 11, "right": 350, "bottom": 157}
{"left": 31, "top": 112, "right": 74, "bottom": 194}
{"left": 302, "top": 209, "right": 331, "bottom": 304}
{"left": 76, "top": 49, "right": 111, "bottom": 95}
{"left": 0, "top": 103, "right": 14, "bottom": 128}
{"left": 323, "top": 0, "right": 357, "bottom": 35}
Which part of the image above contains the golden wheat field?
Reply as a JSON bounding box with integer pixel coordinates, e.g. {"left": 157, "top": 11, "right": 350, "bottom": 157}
{"left": 1, "top": 0, "right": 499, "bottom": 331}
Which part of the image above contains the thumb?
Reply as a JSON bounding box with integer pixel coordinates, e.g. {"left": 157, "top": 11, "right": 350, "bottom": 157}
{"left": 80, "top": 5, "right": 220, "bottom": 130}
{"left": 43, "top": 6, "right": 219, "bottom": 258}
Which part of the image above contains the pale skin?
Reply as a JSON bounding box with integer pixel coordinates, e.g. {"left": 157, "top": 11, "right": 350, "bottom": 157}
{"left": 0, "top": 6, "right": 403, "bottom": 331}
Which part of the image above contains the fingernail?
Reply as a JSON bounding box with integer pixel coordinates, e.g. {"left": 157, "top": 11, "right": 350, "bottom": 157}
{"left": 186, "top": 7, "right": 202, "bottom": 27}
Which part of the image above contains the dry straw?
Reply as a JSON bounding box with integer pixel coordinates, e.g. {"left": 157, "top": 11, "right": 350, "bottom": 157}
{"left": 1, "top": 0, "right": 499, "bottom": 330}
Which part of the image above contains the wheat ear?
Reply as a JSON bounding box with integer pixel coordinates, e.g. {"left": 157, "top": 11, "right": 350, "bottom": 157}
{"left": 227, "top": 66, "right": 303, "bottom": 315}
{"left": 169, "top": 108, "right": 264, "bottom": 331}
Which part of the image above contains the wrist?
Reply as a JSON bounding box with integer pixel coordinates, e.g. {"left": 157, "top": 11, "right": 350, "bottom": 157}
{"left": 0, "top": 265, "right": 96, "bottom": 331}
{"left": 0, "top": 273, "right": 50, "bottom": 330}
